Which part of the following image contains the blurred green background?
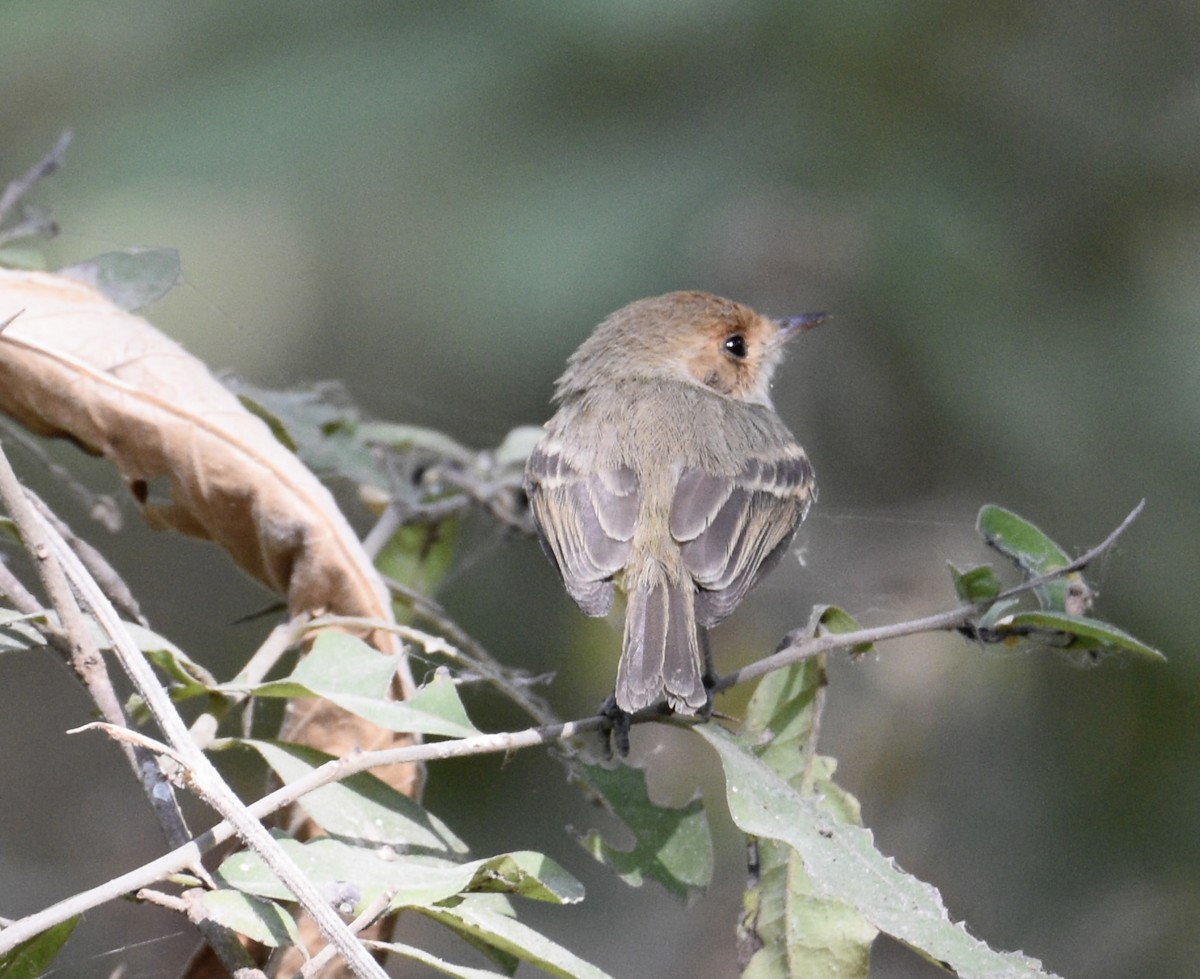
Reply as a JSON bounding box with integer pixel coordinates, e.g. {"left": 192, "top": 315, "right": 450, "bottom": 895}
{"left": 1, "top": 2, "right": 1197, "bottom": 977}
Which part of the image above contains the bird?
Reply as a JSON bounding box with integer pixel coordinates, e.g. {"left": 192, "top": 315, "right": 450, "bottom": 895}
{"left": 524, "top": 290, "right": 820, "bottom": 727}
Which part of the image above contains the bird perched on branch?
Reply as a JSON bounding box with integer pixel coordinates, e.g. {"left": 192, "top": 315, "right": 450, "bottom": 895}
{"left": 525, "top": 291, "right": 820, "bottom": 732}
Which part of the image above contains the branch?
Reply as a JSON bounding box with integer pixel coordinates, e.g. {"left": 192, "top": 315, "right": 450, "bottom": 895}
{"left": 302, "top": 889, "right": 395, "bottom": 978}
{"left": 25, "top": 488, "right": 143, "bottom": 623}
{"left": 0, "top": 130, "right": 71, "bottom": 231}
{"left": 720, "top": 499, "right": 1146, "bottom": 691}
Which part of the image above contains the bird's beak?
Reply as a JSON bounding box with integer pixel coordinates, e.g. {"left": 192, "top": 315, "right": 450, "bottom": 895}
{"left": 778, "top": 312, "right": 829, "bottom": 336}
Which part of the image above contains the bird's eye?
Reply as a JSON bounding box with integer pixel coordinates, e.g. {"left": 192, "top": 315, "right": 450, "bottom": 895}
{"left": 723, "top": 334, "right": 747, "bottom": 359}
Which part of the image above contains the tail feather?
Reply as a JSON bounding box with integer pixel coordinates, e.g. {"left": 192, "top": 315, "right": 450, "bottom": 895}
{"left": 617, "top": 582, "right": 707, "bottom": 714}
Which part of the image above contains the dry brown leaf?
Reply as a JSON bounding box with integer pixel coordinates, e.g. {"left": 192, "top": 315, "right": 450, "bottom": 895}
{"left": 0, "top": 267, "right": 392, "bottom": 627}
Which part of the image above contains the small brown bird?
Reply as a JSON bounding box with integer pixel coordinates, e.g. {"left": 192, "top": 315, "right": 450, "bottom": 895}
{"left": 525, "top": 291, "right": 820, "bottom": 720}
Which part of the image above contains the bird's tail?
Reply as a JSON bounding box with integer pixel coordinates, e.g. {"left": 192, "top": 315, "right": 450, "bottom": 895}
{"left": 617, "top": 581, "right": 708, "bottom": 714}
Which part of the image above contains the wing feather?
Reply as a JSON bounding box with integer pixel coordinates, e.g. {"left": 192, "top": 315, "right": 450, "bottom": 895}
{"left": 671, "top": 451, "right": 815, "bottom": 626}
{"left": 525, "top": 439, "right": 639, "bottom": 617}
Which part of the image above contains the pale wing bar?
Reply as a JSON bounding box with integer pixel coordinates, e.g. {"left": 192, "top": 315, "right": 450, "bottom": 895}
{"left": 669, "top": 454, "right": 814, "bottom": 626}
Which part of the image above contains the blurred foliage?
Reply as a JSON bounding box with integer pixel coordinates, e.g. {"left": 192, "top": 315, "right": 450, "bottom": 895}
{"left": 1, "top": 1, "right": 1197, "bottom": 977}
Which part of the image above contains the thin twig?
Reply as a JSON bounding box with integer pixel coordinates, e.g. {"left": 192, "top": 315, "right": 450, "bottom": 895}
{"left": 68, "top": 721, "right": 187, "bottom": 768}
{"left": 302, "top": 889, "right": 395, "bottom": 978}
{"left": 25, "top": 489, "right": 144, "bottom": 623}
{"left": 360, "top": 501, "right": 402, "bottom": 561}
{"left": 0, "top": 418, "right": 124, "bottom": 532}
{"left": 436, "top": 466, "right": 533, "bottom": 533}
{"left": 0, "top": 310, "right": 23, "bottom": 337}
{"left": 0, "top": 558, "right": 41, "bottom": 610}
{"left": 188, "top": 619, "right": 304, "bottom": 749}
{"left": 135, "top": 889, "right": 188, "bottom": 912}
{"left": 181, "top": 888, "right": 268, "bottom": 978}
{"left": 0, "top": 130, "right": 71, "bottom": 227}
{"left": 381, "top": 571, "right": 447, "bottom": 620}
{"left": 992, "top": 498, "right": 1144, "bottom": 603}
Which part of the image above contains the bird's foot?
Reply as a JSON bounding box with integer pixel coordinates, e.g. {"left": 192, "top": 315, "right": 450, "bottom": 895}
{"left": 598, "top": 694, "right": 632, "bottom": 758}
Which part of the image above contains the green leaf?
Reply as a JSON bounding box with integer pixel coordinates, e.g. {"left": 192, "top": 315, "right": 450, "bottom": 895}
{"left": 948, "top": 563, "right": 1001, "bottom": 604}
{"left": 224, "top": 380, "right": 383, "bottom": 486}
{"left": 742, "top": 656, "right": 825, "bottom": 782}
{"left": 698, "top": 724, "right": 1061, "bottom": 979}
{"left": 571, "top": 761, "right": 713, "bottom": 899}
{"left": 461, "top": 850, "right": 585, "bottom": 905}
{"left": 809, "top": 605, "right": 874, "bottom": 656}
{"left": 217, "top": 836, "right": 470, "bottom": 910}
{"left": 977, "top": 505, "right": 1069, "bottom": 572}
{"left": 132, "top": 625, "right": 218, "bottom": 698}
{"left": 0, "top": 609, "right": 47, "bottom": 654}
{"left": 237, "top": 394, "right": 299, "bottom": 452}
{"left": 230, "top": 739, "right": 468, "bottom": 852}
{"left": 294, "top": 630, "right": 397, "bottom": 689}
{"left": 405, "top": 668, "right": 480, "bottom": 732}
{"left": 229, "top": 631, "right": 479, "bottom": 737}
{"left": 196, "top": 890, "right": 301, "bottom": 948}
{"left": 416, "top": 895, "right": 615, "bottom": 979}
{"left": 741, "top": 808, "right": 876, "bottom": 979}
{"left": 376, "top": 520, "right": 459, "bottom": 598}
{"left": 423, "top": 894, "right": 521, "bottom": 974}
{"left": 357, "top": 421, "right": 475, "bottom": 463}
{"left": 739, "top": 659, "right": 877, "bottom": 979}
{"left": 217, "top": 836, "right": 583, "bottom": 914}
{"left": 0, "top": 917, "right": 78, "bottom": 979}
{"left": 0, "top": 245, "right": 46, "bottom": 269}
{"left": 994, "top": 611, "right": 1165, "bottom": 661}
{"left": 366, "top": 938, "right": 513, "bottom": 979}
{"left": 58, "top": 247, "right": 181, "bottom": 310}
{"left": 976, "top": 597, "right": 1021, "bottom": 631}
{"left": 977, "top": 505, "right": 1090, "bottom": 613}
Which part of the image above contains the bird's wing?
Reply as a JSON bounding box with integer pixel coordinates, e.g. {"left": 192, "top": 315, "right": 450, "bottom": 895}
{"left": 669, "top": 452, "right": 814, "bottom": 626}
{"left": 525, "top": 438, "right": 639, "bottom": 616}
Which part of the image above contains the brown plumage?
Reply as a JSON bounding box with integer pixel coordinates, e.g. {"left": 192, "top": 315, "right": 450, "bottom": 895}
{"left": 524, "top": 291, "right": 819, "bottom": 716}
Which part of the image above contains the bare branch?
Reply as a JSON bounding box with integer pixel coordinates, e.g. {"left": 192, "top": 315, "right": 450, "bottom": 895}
{"left": 0, "top": 558, "right": 41, "bottom": 610}
{"left": 0, "top": 130, "right": 71, "bottom": 228}
{"left": 25, "top": 488, "right": 144, "bottom": 623}
{"left": 302, "top": 889, "right": 395, "bottom": 978}
{"left": 0, "top": 310, "right": 22, "bottom": 337}
{"left": 0, "top": 418, "right": 123, "bottom": 531}
{"left": 189, "top": 619, "right": 304, "bottom": 749}
{"left": 181, "top": 888, "right": 268, "bottom": 978}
